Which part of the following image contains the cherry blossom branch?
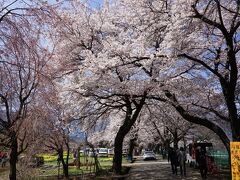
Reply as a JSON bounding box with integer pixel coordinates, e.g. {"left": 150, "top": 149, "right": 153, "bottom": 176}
{"left": 191, "top": 102, "right": 228, "bottom": 121}
{"left": 178, "top": 53, "right": 226, "bottom": 83}
{"left": 164, "top": 90, "right": 230, "bottom": 151}
{"left": 191, "top": 3, "right": 228, "bottom": 36}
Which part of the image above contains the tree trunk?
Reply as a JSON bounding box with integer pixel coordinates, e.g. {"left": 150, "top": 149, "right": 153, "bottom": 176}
{"left": 93, "top": 151, "right": 101, "bottom": 175}
{"left": 155, "top": 143, "right": 161, "bottom": 154}
{"left": 59, "top": 148, "right": 69, "bottom": 178}
{"left": 173, "top": 129, "right": 178, "bottom": 149}
{"left": 223, "top": 36, "right": 240, "bottom": 142}
{"left": 62, "top": 163, "right": 69, "bottom": 178}
{"left": 227, "top": 98, "right": 240, "bottom": 141}
{"left": 163, "top": 139, "right": 170, "bottom": 150}
{"left": 222, "top": 80, "right": 240, "bottom": 142}
{"left": 113, "top": 118, "right": 140, "bottom": 173}
{"left": 113, "top": 95, "right": 146, "bottom": 174}
{"left": 9, "top": 132, "right": 18, "bottom": 180}
{"left": 76, "top": 147, "right": 80, "bottom": 169}
{"left": 65, "top": 147, "right": 70, "bottom": 178}
{"left": 113, "top": 129, "right": 124, "bottom": 174}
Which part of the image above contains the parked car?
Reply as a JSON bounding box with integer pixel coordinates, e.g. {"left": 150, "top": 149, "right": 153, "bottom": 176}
{"left": 143, "top": 151, "right": 156, "bottom": 160}
{"left": 98, "top": 148, "right": 108, "bottom": 157}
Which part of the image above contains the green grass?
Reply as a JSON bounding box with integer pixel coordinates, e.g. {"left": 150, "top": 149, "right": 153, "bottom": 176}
{"left": 38, "top": 166, "right": 89, "bottom": 176}
{"left": 39, "top": 153, "right": 116, "bottom": 166}
{"left": 37, "top": 153, "right": 116, "bottom": 177}
{"left": 0, "top": 152, "right": 128, "bottom": 178}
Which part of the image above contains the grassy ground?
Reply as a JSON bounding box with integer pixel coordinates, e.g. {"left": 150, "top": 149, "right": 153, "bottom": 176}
{"left": 37, "top": 152, "right": 116, "bottom": 177}
{"left": 0, "top": 152, "right": 128, "bottom": 179}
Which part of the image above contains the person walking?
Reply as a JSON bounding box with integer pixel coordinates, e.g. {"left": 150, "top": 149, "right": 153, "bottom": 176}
{"left": 168, "top": 147, "right": 177, "bottom": 174}
{"left": 198, "top": 148, "right": 208, "bottom": 179}
{"left": 178, "top": 147, "right": 186, "bottom": 176}
{"left": 1, "top": 153, "right": 7, "bottom": 167}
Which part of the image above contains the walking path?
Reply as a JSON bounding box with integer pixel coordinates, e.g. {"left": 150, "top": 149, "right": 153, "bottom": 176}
{"left": 126, "top": 156, "right": 230, "bottom": 180}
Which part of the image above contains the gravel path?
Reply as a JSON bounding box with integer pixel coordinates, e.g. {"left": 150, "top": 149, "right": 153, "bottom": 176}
{"left": 126, "top": 156, "right": 230, "bottom": 180}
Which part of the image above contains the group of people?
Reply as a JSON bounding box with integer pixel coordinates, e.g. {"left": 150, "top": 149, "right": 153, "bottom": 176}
{"left": 168, "top": 147, "right": 186, "bottom": 176}
{"left": 168, "top": 147, "right": 208, "bottom": 179}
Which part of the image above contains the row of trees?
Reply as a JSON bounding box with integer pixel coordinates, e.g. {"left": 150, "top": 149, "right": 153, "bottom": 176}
{"left": 0, "top": 1, "right": 58, "bottom": 179}
{"left": 0, "top": 0, "right": 239, "bottom": 178}
{"left": 54, "top": 0, "right": 239, "bottom": 174}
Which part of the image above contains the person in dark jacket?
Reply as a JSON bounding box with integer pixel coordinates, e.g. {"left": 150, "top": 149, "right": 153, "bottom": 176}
{"left": 168, "top": 147, "right": 177, "bottom": 174}
{"left": 198, "top": 148, "right": 208, "bottom": 179}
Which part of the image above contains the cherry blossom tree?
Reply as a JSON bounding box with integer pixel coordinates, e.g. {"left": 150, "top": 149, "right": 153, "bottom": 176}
{"left": 26, "top": 74, "right": 80, "bottom": 178}
{"left": 51, "top": 0, "right": 238, "bottom": 176}
{"left": 44, "top": 119, "right": 71, "bottom": 178}
{"left": 146, "top": 103, "right": 192, "bottom": 149}
{"left": 109, "top": 0, "right": 234, "bottom": 156}
{"left": 158, "top": 0, "right": 240, "bottom": 155}
{"left": 0, "top": 1, "right": 55, "bottom": 179}
{"left": 51, "top": 0, "right": 172, "bottom": 174}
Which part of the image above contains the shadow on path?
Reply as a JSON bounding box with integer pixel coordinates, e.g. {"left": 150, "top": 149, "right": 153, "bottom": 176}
{"left": 126, "top": 157, "right": 230, "bottom": 180}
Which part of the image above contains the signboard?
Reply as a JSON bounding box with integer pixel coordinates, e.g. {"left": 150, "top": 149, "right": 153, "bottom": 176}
{"left": 231, "top": 142, "right": 240, "bottom": 180}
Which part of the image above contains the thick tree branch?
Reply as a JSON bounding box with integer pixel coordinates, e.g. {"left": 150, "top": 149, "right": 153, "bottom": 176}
{"left": 179, "top": 53, "right": 227, "bottom": 83}
{"left": 192, "top": 102, "right": 228, "bottom": 122}
{"left": 164, "top": 90, "right": 230, "bottom": 151}
{"left": 191, "top": 4, "right": 229, "bottom": 36}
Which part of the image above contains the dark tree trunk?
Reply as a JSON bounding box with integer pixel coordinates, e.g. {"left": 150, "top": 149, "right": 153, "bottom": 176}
{"left": 163, "top": 139, "right": 170, "bottom": 150}
{"left": 59, "top": 147, "right": 69, "bottom": 178}
{"left": 220, "top": 70, "right": 240, "bottom": 142}
{"left": 65, "top": 147, "right": 70, "bottom": 178}
{"left": 62, "top": 162, "right": 69, "bottom": 178}
{"left": 113, "top": 95, "right": 146, "bottom": 174}
{"left": 113, "top": 119, "right": 140, "bottom": 174}
{"left": 76, "top": 147, "right": 80, "bottom": 169}
{"left": 155, "top": 144, "right": 161, "bottom": 154}
{"left": 173, "top": 129, "right": 178, "bottom": 149}
{"left": 113, "top": 129, "right": 124, "bottom": 174}
{"left": 225, "top": 92, "right": 240, "bottom": 142}
{"left": 224, "top": 35, "right": 240, "bottom": 141}
{"left": 9, "top": 132, "right": 18, "bottom": 180}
